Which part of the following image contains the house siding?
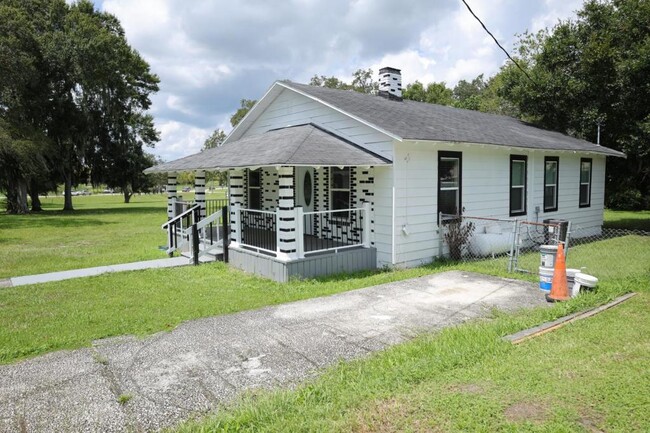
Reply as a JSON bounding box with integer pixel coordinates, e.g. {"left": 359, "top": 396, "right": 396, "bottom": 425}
{"left": 243, "top": 88, "right": 394, "bottom": 160}
{"left": 392, "top": 141, "right": 607, "bottom": 268}
{"left": 237, "top": 87, "right": 395, "bottom": 267}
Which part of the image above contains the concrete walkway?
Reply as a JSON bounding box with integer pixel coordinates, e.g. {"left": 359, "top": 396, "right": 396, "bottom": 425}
{"left": 7, "top": 257, "right": 190, "bottom": 287}
{"left": 0, "top": 271, "right": 549, "bottom": 432}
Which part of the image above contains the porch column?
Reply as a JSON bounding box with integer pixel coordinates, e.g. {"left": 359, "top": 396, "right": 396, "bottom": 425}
{"left": 166, "top": 173, "right": 177, "bottom": 220}
{"left": 276, "top": 166, "right": 296, "bottom": 261}
{"left": 194, "top": 170, "right": 206, "bottom": 218}
{"left": 229, "top": 169, "right": 245, "bottom": 246}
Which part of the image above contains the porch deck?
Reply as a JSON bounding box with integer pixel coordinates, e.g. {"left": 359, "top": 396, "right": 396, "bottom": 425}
{"left": 230, "top": 244, "right": 377, "bottom": 282}
{"left": 239, "top": 227, "right": 351, "bottom": 257}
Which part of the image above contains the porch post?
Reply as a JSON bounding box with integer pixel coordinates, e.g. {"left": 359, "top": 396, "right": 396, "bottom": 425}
{"left": 229, "top": 169, "right": 245, "bottom": 247}
{"left": 363, "top": 201, "right": 371, "bottom": 248}
{"left": 295, "top": 206, "right": 304, "bottom": 258}
{"left": 166, "top": 173, "right": 177, "bottom": 220}
{"left": 194, "top": 170, "right": 206, "bottom": 218}
{"left": 276, "top": 166, "right": 296, "bottom": 261}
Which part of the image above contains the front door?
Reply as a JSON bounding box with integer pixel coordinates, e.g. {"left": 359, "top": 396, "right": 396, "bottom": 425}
{"left": 295, "top": 167, "right": 315, "bottom": 235}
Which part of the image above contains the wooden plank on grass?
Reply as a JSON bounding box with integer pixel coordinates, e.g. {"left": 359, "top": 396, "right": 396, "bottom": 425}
{"left": 503, "top": 292, "right": 638, "bottom": 345}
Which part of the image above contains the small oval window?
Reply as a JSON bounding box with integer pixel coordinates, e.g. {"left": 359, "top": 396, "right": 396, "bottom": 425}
{"left": 303, "top": 171, "right": 312, "bottom": 207}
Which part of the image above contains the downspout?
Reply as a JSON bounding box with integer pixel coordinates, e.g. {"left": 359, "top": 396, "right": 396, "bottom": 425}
{"left": 392, "top": 185, "right": 396, "bottom": 265}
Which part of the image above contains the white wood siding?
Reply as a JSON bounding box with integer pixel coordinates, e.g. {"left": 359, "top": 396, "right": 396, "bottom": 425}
{"left": 373, "top": 165, "right": 394, "bottom": 266}
{"left": 242, "top": 88, "right": 394, "bottom": 160}
{"left": 392, "top": 142, "right": 607, "bottom": 268}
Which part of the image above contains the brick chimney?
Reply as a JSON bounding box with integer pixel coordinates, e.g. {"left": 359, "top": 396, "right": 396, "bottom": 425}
{"left": 378, "top": 67, "right": 402, "bottom": 101}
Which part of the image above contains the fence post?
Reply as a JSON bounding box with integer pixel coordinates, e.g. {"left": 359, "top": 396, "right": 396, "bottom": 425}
{"left": 295, "top": 207, "right": 304, "bottom": 259}
{"left": 438, "top": 211, "right": 444, "bottom": 259}
{"left": 564, "top": 221, "right": 572, "bottom": 261}
{"left": 192, "top": 223, "right": 199, "bottom": 266}
{"left": 363, "top": 202, "right": 371, "bottom": 248}
{"left": 167, "top": 225, "right": 174, "bottom": 257}
{"left": 508, "top": 219, "right": 518, "bottom": 273}
{"left": 222, "top": 205, "right": 229, "bottom": 263}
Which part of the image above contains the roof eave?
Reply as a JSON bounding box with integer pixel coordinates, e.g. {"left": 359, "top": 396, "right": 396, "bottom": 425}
{"left": 402, "top": 138, "right": 626, "bottom": 158}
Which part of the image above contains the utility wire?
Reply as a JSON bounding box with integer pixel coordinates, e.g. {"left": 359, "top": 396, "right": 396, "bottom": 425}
{"left": 460, "top": 0, "right": 538, "bottom": 86}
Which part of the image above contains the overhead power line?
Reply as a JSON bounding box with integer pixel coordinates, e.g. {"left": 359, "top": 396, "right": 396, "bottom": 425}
{"left": 460, "top": 0, "right": 538, "bottom": 86}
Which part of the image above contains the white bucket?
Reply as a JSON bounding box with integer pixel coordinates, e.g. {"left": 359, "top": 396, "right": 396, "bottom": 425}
{"left": 539, "top": 266, "right": 554, "bottom": 292}
{"left": 566, "top": 268, "right": 580, "bottom": 289}
{"left": 575, "top": 273, "right": 598, "bottom": 288}
{"left": 540, "top": 245, "right": 558, "bottom": 268}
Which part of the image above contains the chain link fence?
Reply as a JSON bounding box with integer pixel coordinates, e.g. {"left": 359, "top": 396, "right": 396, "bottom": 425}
{"left": 440, "top": 213, "right": 650, "bottom": 282}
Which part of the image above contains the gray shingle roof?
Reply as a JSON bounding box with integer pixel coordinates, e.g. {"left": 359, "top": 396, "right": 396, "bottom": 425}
{"left": 282, "top": 81, "right": 624, "bottom": 157}
{"left": 145, "top": 123, "right": 390, "bottom": 173}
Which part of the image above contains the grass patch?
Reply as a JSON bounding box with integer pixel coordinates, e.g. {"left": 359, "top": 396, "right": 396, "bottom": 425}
{"left": 1, "top": 234, "right": 646, "bottom": 365}
{"left": 0, "top": 191, "right": 225, "bottom": 278}
{"left": 175, "top": 275, "right": 650, "bottom": 433}
{"left": 118, "top": 394, "right": 132, "bottom": 405}
{"left": 603, "top": 209, "right": 650, "bottom": 231}
{"left": 516, "top": 234, "right": 650, "bottom": 280}
{"left": 0, "top": 261, "right": 451, "bottom": 364}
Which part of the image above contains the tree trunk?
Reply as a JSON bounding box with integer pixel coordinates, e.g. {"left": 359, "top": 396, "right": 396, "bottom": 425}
{"left": 29, "top": 180, "right": 42, "bottom": 212}
{"left": 63, "top": 172, "right": 74, "bottom": 211}
{"left": 6, "top": 179, "right": 29, "bottom": 214}
{"left": 123, "top": 187, "right": 132, "bottom": 203}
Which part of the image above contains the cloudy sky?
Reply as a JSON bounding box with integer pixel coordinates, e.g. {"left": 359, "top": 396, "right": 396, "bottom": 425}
{"left": 89, "top": 0, "right": 585, "bottom": 161}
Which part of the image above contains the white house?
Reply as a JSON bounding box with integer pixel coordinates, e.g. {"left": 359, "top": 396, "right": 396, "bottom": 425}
{"left": 146, "top": 67, "right": 624, "bottom": 281}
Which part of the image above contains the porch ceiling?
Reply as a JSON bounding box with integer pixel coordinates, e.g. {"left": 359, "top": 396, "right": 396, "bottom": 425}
{"left": 145, "top": 123, "right": 391, "bottom": 174}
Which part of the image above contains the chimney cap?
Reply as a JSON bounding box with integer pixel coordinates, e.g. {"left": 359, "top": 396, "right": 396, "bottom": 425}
{"left": 379, "top": 66, "right": 401, "bottom": 75}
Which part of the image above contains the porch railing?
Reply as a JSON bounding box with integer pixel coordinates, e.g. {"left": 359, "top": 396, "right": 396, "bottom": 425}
{"left": 173, "top": 198, "right": 229, "bottom": 219}
{"left": 303, "top": 206, "right": 368, "bottom": 255}
{"left": 162, "top": 204, "right": 201, "bottom": 255}
{"left": 232, "top": 202, "right": 371, "bottom": 259}
{"left": 239, "top": 209, "right": 277, "bottom": 255}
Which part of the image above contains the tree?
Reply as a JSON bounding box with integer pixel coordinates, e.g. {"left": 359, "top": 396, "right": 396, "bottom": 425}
{"left": 310, "top": 68, "right": 378, "bottom": 94}
{"left": 0, "top": 122, "right": 50, "bottom": 213}
{"left": 498, "top": 0, "right": 650, "bottom": 208}
{"left": 202, "top": 129, "right": 227, "bottom": 186}
{"left": 0, "top": 0, "right": 159, "bottom": 211}
{"left": 309, "top": 75, "right": 350, "bottom": 90}
{"left": 230, "top": 99, "right": 257, "bottom": 127}
{"left": 403, "top": 81, "right": 454, "bottom": 105}
{"left": 202, "top": 129, "right": 226, "bottom": 150}
{"left": 351, "top": 68, "right": 378, "bottom": 93}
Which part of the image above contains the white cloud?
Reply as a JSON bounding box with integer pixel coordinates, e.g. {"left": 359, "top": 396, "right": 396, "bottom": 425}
{"left": 97, "top": 0, "right": 582, "bottom": 161}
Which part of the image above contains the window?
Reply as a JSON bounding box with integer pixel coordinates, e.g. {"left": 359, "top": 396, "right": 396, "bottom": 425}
{"left": 438, "top": 151, "right": 462, "bottom": 220}
{"left": 544, "top": 156, "right": 559, "bottom": 212}
{"left": 510, "top": 155, "right": 527, "bottom": 216}
{"left": 330, "top": 167, "right": 350, "bottom": 218}
{"left": 579, "top": 158, "right": 592, "bottom": 208}
{"left": 248, "top": 169, "right": 261, "bottom": 210}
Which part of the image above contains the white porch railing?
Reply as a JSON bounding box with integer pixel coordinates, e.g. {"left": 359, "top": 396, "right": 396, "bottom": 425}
{"left": 233, "top": 202, "right": 371, "bottom": 260}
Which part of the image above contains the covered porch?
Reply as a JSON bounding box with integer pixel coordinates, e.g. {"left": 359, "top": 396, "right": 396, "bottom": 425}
{"left": 148, "top": 123, "right": 389, "bottom": 281}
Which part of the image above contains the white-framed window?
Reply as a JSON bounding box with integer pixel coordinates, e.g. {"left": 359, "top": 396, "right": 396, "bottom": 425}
{"left": 330, "top": 167, "right": 350, "bottom": 219}
{"left": 544, "top": 156, "right": 559, "bottom": 212}
{"left": 579, "top": 158, "right": 592, "bottom": 208}
{"left": 248, "top": 169, "right": 261, "bottom": 210}
{"left": 510, "top": 155, "right": 527, "bottom": 216}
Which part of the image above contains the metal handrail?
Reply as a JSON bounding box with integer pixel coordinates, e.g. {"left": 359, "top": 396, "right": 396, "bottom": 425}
{"left": 162, "top": 204, "right": 200, "bottom": 229}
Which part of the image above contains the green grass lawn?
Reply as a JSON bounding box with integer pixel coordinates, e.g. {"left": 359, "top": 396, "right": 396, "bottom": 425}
{"left": 0, "top": 191, "right": 225, "bottom": 278}
{"left": 603, "top": 209, "right": 650, "bottom": 231}
{"left": 176, "top": 278, "right": 648, "bottom": 432}
{"left": 1, "top": 199, "right": 649, "bottom": 430}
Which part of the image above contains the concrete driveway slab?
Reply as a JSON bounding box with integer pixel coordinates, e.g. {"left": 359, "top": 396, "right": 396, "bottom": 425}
{"left": 0, "top": 271, "right": 549, "bottom": 432}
